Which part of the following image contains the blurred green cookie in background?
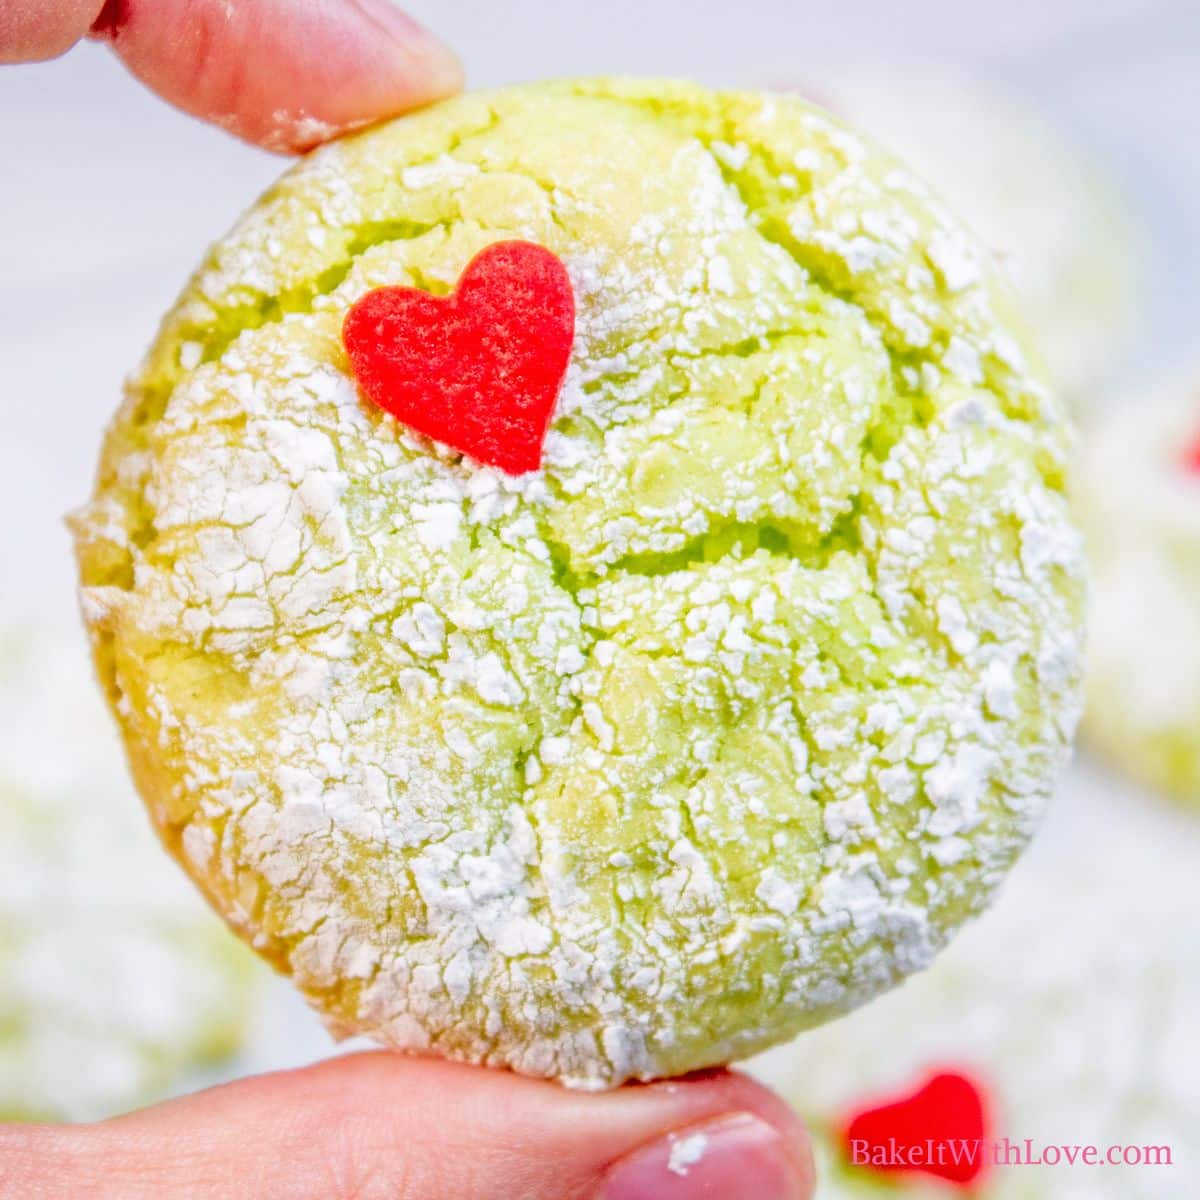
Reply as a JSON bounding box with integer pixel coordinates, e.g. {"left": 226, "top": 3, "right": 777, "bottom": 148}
{"left": 1079, "top": 366, "right": 1200, "bottom": 807}
{"left": 0, "top": 630, "right": 257, "bottom": 1122}
{"left": 73, "top": 78, "right": 1084, "bottom": 1088}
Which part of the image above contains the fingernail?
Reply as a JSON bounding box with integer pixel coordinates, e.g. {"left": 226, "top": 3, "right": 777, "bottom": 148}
{"left": 352, "top": 0, "right": 463, "bottom": 94}
{"left": 599, "top": 1112, "right": 806, "bottom": 1200}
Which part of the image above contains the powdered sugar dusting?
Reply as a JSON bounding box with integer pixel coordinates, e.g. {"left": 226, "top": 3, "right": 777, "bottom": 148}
{"left": 667, "top": 1130, "right": 709, "bottom": 1176}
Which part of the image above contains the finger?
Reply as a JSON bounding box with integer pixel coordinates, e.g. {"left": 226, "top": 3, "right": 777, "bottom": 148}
{"left": 0, "top": 0, "right": 105, "bottom": 63}
{"left": 2, "top": 1052, "right": 815, "bottom": 1200}
{"left": 88, "top": 0, "right": 463, "bottom": 152}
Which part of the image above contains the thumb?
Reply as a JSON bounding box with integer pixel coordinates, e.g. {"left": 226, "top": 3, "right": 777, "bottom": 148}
{"left": 1, "top": 1051, "right": 815, "bottom": 1200}
{"left": 89, "top": 0, "right": 463, "bottom": 152}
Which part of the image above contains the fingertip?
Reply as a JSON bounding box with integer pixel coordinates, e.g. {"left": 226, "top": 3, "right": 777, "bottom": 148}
{"left": 351, "top": 0, "right": 465, "bottom": 98}
{"left": 629, "top": 1067, "right": 817, "bottom": 1197}
{"left": 92, "top": 0, "right": 464, "bottom": 154}
{"left": 0, "top": 0, "right": 105, "bottom": 63}
{"left": 598, "top": 1111, "right": 813, "bottom": 1200}
{"left": 264, "top": 1, "right": 465, "bottom": 152}
{"left": 46, "top": 1053, "right": 814, "bottom": 1199}
{"left": 311, "top": 1054, "right": 818, "bottom": 1199}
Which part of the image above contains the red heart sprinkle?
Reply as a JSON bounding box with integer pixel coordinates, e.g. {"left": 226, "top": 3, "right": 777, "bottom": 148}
{"left": 1183, "top": 427, "right": 1200, "bottom": 475}
{"left": 342, "top": 240, "right": 575, "bottom": 475}
{"left": 837, "top": 1069, "right": 993, "bottom": 1188}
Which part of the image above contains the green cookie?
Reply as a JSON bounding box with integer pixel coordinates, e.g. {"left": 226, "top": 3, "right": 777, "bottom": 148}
{"left": 72, "top": 79, "right": 1085, "bottom": 1088}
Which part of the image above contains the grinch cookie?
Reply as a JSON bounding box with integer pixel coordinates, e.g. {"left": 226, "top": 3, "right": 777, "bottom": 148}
{"left": 72, "top": 79, "right": 1085, "bottom": 1088}
{"left": 794, "top": 67, "right": 1141, "bottom": 405}
{"left": 0, "top": 630, "right": 256, "bottom": 1122}
{"left": 749, "top": 773, "right": 1200, "bottom": 1198}
{"left": 1079, "top": 367, "right": 1200, "bottom": 804}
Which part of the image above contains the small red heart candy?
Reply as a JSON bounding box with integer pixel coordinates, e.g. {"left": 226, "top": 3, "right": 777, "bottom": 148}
{"left": 343, "top": 240, "right": 575, "bottom": 475}
{"left": 837, "top": 1068, "right": 993, "bottom": 1188}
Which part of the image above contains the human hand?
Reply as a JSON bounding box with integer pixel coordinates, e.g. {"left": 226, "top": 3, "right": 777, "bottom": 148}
{"left": 0, "top": 0, "right": 463, "bottom": 151}
{"left": 0, "top": 1051, "right": 815, "bottom": 1198}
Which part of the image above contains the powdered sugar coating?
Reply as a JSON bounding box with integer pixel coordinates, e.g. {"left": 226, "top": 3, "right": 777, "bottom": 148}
{"left": 72, "top": 79, "right": 1084, "bottom": 1087}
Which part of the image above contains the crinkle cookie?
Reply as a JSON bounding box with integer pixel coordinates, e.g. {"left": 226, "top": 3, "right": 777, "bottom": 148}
{"left": 71, "top": 79, "right": 1085, "bottom": 1088}
{"left": 1079, "top": 367, "right": 1200, "bottom": 805}
{"left": 792, "top": 66, "right": 1141, "bottom": 406}
{"left": 0, "top": 630, "right": 256, "bottom": 1122}
{"left": 748, "top": 771, "right": 1200, "bottom": 1199}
